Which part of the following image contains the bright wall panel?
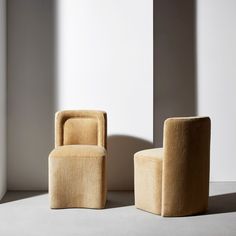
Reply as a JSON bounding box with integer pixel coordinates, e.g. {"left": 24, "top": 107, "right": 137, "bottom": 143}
{"left": 57, "top": 0, "right": 153, "bottom": 189}
{"left": 197, "top": 0, "right": 236, "bottom": 181}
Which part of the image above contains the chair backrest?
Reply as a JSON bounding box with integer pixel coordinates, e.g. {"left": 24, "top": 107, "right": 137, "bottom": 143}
{"left": 162, "top": 117, "right": 211, "bottom": 216}
{"left": 55, "top": 110, "right": 107, "bottom": 148}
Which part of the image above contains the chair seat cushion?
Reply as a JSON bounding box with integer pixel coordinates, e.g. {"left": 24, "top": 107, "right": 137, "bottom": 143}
{"left": 134, "top": 148, "right": 163, "bottom": 215}
{"left": 134, "top": 148, "right": 164, "bottom": 161}
{"left": 49, "top": 145, "right": 106, "bottom": 158}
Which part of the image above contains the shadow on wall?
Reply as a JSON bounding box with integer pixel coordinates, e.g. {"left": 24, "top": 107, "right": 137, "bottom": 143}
{"left": 107, "top": 135, "right": 153, "bottom": 190}
{"left": 207, "top": 193, "right": 236, "bottom": 214}
{"left": 154, "top": 0, "right": 197, "bottom": 146}
{"left": 7, "top": 0, "right": 56, "bottom": 190}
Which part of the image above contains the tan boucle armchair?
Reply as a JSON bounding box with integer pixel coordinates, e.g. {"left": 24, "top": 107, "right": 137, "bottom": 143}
{"left": 134, "top": 117, "right": 211, "bottom": 216}
{"left": 49, "top": 110, "right": 107, "bottom": 209}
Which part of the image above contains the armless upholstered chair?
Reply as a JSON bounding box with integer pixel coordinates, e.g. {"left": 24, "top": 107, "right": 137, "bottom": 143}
{"left": 49, "top": 110, "right": 107, "bottom": 209}
{"left": 134, "top": 117, "right": 211, "bottom": 216}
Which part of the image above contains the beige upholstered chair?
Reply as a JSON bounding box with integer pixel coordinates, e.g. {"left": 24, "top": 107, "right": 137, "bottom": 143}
{"left": 49, "top": 110, "right": 107, "bottom": 209}
{"left": 134, "top": 117, "right": 211, "bottom": 216}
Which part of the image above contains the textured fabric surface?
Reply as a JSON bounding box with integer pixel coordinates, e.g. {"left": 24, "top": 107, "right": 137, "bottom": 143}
{"left": 49, "top": 150, "right": 106, "bottom": 209}
{"left": 134, "top": 117, "right": 211, "bottom": 216}
{"left": 134, "top": 148, "right": 163, "bottom": 214}
{"left": 49, "top": 145, "right": 106, "bottom": 158}
{"left": 63, "top": 118, "right": 98, "bottom": 145}
{"left": 135, "top": 148, "right": 164, "bottom": 160}
{"left": 49, "top": 110, "right": 107, "bottom": 209}
{"left": 55, "top": 110, "right": 107, "bottom": 148}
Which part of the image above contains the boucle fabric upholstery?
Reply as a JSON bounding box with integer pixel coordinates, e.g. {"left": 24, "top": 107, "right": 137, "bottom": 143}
{"left": 49, "top": 110, "right": 107, "bottom": 209}
{"left": 55, "top": 110, "right": 107, "bottom": 148}
{"left": 135, "top": 148, "right": 163, "bottom": 214}
{"left": 134, "top": 117, "right": 211, "bottom": 216}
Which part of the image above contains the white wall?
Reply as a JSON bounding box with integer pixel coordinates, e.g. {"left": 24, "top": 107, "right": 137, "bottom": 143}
{"left": 0, "top": 0, "right": 6, "bottom": 199}
{"left": 5, "top": 0, "right": 236, "bottom": 190}
{"left": 7, "top": 0, "right": 55, "bottom": 190}
{"left": 57, "top": 0, "right": 153, "bottom": 189}
{"left": 7, "top": 0, "right": 152, "bottom": 190}
{"left": 197, "top": 0, "right": 236, "bottom": 181}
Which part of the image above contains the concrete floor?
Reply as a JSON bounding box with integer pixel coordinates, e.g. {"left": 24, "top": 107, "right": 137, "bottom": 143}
{"left": 0, "top": 182, "right": 236, "bottom": 236}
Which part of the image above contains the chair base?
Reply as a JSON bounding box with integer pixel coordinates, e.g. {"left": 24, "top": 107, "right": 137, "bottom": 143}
{"left": 49, "top": 147, "right": 107, "bottom": 209}
{"left": 50, "top": 199, "right": 107, "bottom": 209}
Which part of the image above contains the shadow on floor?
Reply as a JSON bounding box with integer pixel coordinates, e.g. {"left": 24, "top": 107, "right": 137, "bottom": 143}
{"left": 207, "top": 193, "right": 236, "bottom": 214}
{"left": 106, "top": 191, "right": 134, "bottom": 209}
{"left": 0, "top": 191, "right": 46, "bottom": 204}
{"left": 0, "top": 191, "right": 134, "bottom": 208}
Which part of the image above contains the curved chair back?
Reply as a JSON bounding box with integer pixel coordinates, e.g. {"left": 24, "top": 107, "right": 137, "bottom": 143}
{"left": 55, "top": 110, "right": 107, "bottom": 148}
{"left": 162, "top": 117, "right": 211, "bottom": 216}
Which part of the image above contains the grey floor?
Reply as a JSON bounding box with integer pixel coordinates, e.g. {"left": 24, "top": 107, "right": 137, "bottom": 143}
{"left": 0, "top": 182, "right": 236, "bottom": 236}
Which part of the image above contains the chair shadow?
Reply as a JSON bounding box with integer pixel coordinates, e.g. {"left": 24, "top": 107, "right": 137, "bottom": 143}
{"left": 106, "top": 191, "right": 134, "bottom": 209}
{"left": 107, "top": 135, "right": 153, "bottom": 190}
{"left": 207, "top": 193, "right": 236, "bottom": 214}
{"left": 0, "top": 191, "right": 46, "bottom": 204}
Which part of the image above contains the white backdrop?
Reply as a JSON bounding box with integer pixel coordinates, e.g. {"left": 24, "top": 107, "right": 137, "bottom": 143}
{"left": 7, "top": 0, "right": 153, "bottom": 190}
{"left": 57, "top": 0, "right": 153, "bottom": 189}
{"left": 197, "top": 0, "right": 236, "bottom": 181}
{"left": 6, "top": 0, "right": 236, "bottom": 193}
{"left": 56, "top": 0, "right": 153, "bottom": 140}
